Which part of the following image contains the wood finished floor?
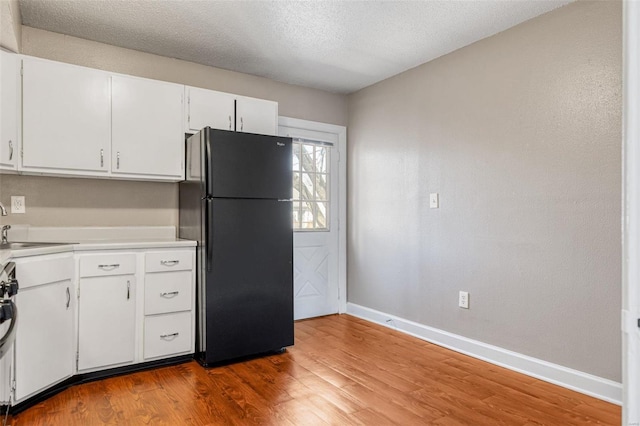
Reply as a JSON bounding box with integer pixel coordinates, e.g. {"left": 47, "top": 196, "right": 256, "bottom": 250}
{"left": 9, "top": 314, "right": 620, "bottom": 425}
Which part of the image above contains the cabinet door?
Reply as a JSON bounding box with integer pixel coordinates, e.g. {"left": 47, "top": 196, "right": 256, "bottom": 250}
{"left": 236, "top": 96, "right": 278, "bottom": 136}
{"left": 186, "top": 87, "right": 235, "bottom": 133}
{"left": 78, "top": 275, "right": 136, "bottom": 371}
{"left": 22, "top": 58, "right": 111, "bottom": 174}
{"left": 14, "top": 280, "right": 74, "bottom": 402}
{"left": 112, "top": 75, "right": 184, "bottom": 180}
{"left": 0, "top": 50, "right": 19, "bottom": 171}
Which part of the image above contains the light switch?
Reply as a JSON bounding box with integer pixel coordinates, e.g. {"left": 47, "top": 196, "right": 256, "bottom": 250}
{"left": 429, "top": 193, "right": 439, "bottom": 209}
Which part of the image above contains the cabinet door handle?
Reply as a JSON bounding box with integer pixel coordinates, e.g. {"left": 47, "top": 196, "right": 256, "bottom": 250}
{"left": 228, "top": 115, "right": 232, "bottom": 131}
{"left": 160, "top": 260, "right": 179, "bottom": 266}
{"left": 160, "top": 332, "right": 179, "bottom": 340}
{"left": 117, "top": 151, "right": 120, "bottom": 169}
{"left": 100, "top": 149, "right": 104, "bottom": 167}
{"left": 126, "top": 280, "right": 130, "bottom": 300}
{"left": 160, "top": 291, "right": 179, "bottom": 298}
{"left": 66, "top": 287, "right": 70, "bottom": 309}
{"left": 240, "top": 117, "right": 243, "bottom": 132}
{"left": 8, "top": 140, "right": 13, "bottom": 161}
{"left": 98, "top": 264, "right": 120, "bottom": 270}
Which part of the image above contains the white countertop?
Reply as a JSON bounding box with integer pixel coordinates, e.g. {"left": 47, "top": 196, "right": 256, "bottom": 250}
{"left": 0, "top": 226, "right": 196, "bottom": 262}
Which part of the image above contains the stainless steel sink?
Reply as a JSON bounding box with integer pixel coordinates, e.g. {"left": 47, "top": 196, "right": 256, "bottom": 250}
{"left": 0, "top": 241, "right": 71, "bottom": 250}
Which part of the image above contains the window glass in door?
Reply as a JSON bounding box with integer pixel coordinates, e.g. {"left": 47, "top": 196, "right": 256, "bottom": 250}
{"left": 292, "top": 138, "right": 331, "bottom": 230}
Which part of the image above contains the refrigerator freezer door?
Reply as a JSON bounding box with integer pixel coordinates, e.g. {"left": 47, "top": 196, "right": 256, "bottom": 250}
{"left": 202, "top": 198, "right": 293, "bottom": 365}
{"left": 206, "top": 128, "right": 292, "bottom": 200}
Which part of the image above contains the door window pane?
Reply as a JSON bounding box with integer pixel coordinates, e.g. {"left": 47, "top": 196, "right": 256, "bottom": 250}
{"left": 292, "top": 201, "right": 301, "bottom": 229}
{"left": 292, "top": 139, "right": 330, "bottom": 231}
{"left": 315, "top": 174, "right": 328, "bottom": 201}
{"left": 293, "top": 172, "right": 301, "bottom": 200}
{"left": 315, "top": 202, "right": 327, "bottom": 228}
{"left": 292, "top": 144, "right": 301, "bottom": 171}
{"left": 315, "top": 146, "right": 328, "bottom": 173}
{"left": 301, "top": 201, "right": 315, "bottom": 229}
{"left": 301, "top": 173, "right": 314, "bottom": 198}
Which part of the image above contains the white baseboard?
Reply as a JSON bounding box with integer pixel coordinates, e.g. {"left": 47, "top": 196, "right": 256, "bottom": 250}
{"left": 346, "top": 303, "right": 622, "bottom": 405}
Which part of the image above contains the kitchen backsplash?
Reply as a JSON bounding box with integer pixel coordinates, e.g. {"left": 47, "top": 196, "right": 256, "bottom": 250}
{"left": 0, "top": 174, "right": 178, "bottom": 227}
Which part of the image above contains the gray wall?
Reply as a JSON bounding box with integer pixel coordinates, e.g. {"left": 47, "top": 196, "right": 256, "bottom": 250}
{"left": 0, "top": 26, "right": 348, "bottom": 227}
{"left": 0, "top": 0, "right": 21, "bottom": 52}
{"left": 347, "top": 0, "right": 622, "bottom": 381}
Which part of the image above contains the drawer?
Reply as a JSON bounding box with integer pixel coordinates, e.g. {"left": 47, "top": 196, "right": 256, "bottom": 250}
{"left": 144, "top": 311, "right": 192, "bottom": 360}
{"left": 79, "top": 253, "right": 136, "bottom": 277}
{"left": 15, "top": 254, "right": 74, "bottom": 289}
{"left": 145, "top": 250, "right": 193, "bottom": 273}
{"left": 144, "top": 271, "right": 192, "bottom": 315}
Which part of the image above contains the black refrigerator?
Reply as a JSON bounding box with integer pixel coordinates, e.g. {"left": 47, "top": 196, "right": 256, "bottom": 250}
{"left": 179, "top": 127, "right": 294, "bottom": 366}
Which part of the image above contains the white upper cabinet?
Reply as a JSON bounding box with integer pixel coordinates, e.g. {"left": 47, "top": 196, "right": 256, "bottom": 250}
{"left": 185, "top": 86, "right": 278, "bottom": 136}
{"left": 21, "top": 57, "right": 111, "bottom": 175}
{"left": 111, "top": 75, "right": 184, "bottom": 180}
{"left": 0, "top": 50, "right": 20, "bottom": 172}
{"left": 15, "top": 56, "right": 278, "bottom": 181}
{"left": 185, "top": 87, "right": 235, "bottom": 133}
{"left": 236, "top": 96, "right": 278, "bottom": 136}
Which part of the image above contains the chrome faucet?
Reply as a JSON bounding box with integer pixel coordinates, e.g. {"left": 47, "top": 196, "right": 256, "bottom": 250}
{"left": 1, "top": 225, "right": 9, "bottom": 245}
{"left": 0, "top": 203, "right": 8, "bottom": 244}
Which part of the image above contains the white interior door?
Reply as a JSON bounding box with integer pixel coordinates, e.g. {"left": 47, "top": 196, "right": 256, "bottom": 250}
{"left": 279, "top": 119, "right": 346, "bottom": 320}
{"left": 623, "top": 1, "right": 640, "bottom": 423}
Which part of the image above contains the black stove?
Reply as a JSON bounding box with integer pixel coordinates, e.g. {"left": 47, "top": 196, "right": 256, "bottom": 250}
{"left": 0, "top": 261, "right": 18, "bottom": 359}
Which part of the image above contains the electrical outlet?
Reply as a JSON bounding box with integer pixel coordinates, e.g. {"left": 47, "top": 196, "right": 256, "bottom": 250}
{"left": 458, "top": 291, "right": 469, "bottom": 309}
{"left": 429, "top": 193, "right": 439, "bottom": 209}
{"left": 11, "top": 196, "right": 25, "bottom": 214}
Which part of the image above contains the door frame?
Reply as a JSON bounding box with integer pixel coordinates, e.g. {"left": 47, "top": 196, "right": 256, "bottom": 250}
{"left": 623, "top": 1, "right": 639, "bottom": 424}
{"left": 279, "top": 116, "right": 347, "bottom": 315}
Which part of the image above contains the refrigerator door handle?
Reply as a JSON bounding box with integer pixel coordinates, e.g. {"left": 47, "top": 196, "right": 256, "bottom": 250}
{"left": 206, "top": 198, "right": 214, "bottom": 272}
{"left": 204, "top": 130, "right": 213, "bottom": 196}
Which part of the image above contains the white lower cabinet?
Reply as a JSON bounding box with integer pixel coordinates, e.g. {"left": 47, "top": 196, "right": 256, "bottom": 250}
{"left": 7, "top": 245, "right": 195, "bottom": 405}
{"left": 144, "top": 311, "right": 192, "bottom": 360}
{"left": 142, "top": 249, "right": 195, "bottom": 360}
{"left": 78, "top": 274, "right": 136, "bottom": 370}
{"left": 77, "top": 252, "right": 137, "bottom": 371}
{"left": 144, "top": 271, "right": 192, "bottom": 315}
{"left": 77, "top": 248, "right": 194, "bottom": 371}
{"left": 12, "top": 253, "right": 75, "bottom": 403}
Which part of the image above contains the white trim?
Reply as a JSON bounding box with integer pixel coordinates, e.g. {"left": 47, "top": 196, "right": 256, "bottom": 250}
{"left": 278, "top": 117, "right": 348, "bottom": 315}
{"left": 623, "top": 1, "right": 640, "bottom": 424}
{"left": 347, "top": 303, "right": 622, "bottom": 405}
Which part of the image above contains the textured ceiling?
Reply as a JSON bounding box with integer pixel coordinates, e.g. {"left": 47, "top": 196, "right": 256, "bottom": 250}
{"left": 18, "top": 0, "right": 572, "bottom": 94}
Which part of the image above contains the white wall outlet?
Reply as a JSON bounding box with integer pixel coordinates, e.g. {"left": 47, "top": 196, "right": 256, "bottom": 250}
{"left": 11, "top": 196, "right": 25, "bottom": 214}
{"left": 458, "top": 291, "right": 469, "bottom": 309}
{"left": 429, "top": 193, "right": 439, "bottom": 209}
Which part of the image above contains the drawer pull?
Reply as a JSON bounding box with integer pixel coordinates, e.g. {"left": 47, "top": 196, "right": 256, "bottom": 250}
{"left": 160, "top": 291, "right": 179, "bottom": 298}
{"left": 160, "top": 260, "right": 180, "bottom": 266}
{"left": 160, "top": 332, "right": 179, "bottom": 340}
{"left": 98, "top": 264, "right": 120, "bottom": 270}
